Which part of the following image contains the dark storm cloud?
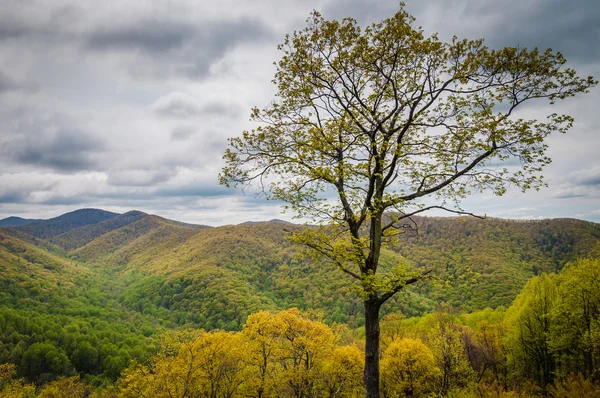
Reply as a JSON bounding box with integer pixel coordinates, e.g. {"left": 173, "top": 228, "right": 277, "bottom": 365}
{"left": 85, "top": 17, "right": 274, "bottom": 79}
{"left": 1, "top": 127, "right": 105, "bottom": 172}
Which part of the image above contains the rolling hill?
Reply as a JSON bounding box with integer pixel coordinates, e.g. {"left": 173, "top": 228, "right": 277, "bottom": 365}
{"left": 2, "top": 209, "right": 598, "bottom": 324}
{"left": 0, "top": 208, "right": 599, "bottom": 385}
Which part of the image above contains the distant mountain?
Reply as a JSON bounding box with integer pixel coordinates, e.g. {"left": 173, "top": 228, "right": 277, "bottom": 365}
{"left": 12, "top": 208, "right": 120, "bottom": 239}
{"left": 239, "top": 219, "right": 292, "bottom": 225}
{"left": 48, "top": 210, "right": 149, "bottom": 251}
{"left": 2, "top": 208, "right": 599, "bottom": 328}
{"left": 0, "top": 216, "right": 41, "bottom": 227}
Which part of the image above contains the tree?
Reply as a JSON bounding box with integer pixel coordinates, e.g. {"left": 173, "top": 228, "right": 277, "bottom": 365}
{"left": 320, "top": 345, "right": 364, "bottom": 397}
{"left": 219, "top": 4, "right": 596, "bottom": 396}
{"left": 504, "top": 274, "right": 558, "bottom": 388}
{"left": 270, "top": 309, "right": 337, "bottom": 397}
{"left": 551, "top": 258, "right": 600, "bottom": 380}
{"left": 119, "top": 331, "right": 249, "bottom": 398}
{"left": 380, "top": 338, "right": 439, "bottom": 397}
{"left": 38, "top": 376, "right": 86, "bottom": 398}
{"left": 0, "top": 363, "right": 35, "bottom": 398}
{"left": 426, "top": 313, "right": 473, "bottom": 394}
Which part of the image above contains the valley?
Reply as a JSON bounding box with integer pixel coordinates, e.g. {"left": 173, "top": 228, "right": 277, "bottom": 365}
{"left": 0, "top": 209, "right": 599, "bottom": 395}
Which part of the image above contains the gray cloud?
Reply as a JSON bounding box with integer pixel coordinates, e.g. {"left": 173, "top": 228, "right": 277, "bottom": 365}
{"left": 573, "top": 166, "right": 600, "bottom": 186}
{"left": 323, "top": 0, "right": 398, "bottom": 24}
{"left": 0, "top": 70, "right": 19, "bottom": 92}
{"left": 85, "top": 17, "right": 274, "bottom": 79}
{"left": 39, "top": 194, "right": 91, "bottom": 206}
{"left": 1, "top": 126, "right": 105, "bottom": 172}
{"left": 327, "top": 1, "right": 600, "bottom": 63}
{"left": 466, "top": 0, "right": 600, "bottom": 63}
{"left": 0, "top": 2, "right": 81, "bottom": 43}
{"left": 171, "top": 126, "right": 197, "bottom": 141}
{"left": 152, "top": 92, "right": 242, "bottom": 119}
{"left": 85, "top": 19, "right": 195, "bottom": 53}
{"left": 0, "top": 191, "right": 27, "bottom": 204}
{"left": 0, "top": 0, "right": 598, "bottom": 226}
{"left": 107, "top": 169, "right": 176, "bottom": 187}
{"left": 406, "top": 0, "right": 600, "bottom": 64}
{"left": 552, "top": 190, "right": 588, "bottom": 199}
{"left": 155, "top": 185, "right": 231, "bottom": 198}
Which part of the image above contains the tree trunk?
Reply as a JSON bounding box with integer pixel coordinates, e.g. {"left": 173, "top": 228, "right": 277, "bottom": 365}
{"left": 364, "top": 296, "right": 381, "bottom": 398}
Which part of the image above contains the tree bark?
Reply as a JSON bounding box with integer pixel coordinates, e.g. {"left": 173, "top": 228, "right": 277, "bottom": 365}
{"left": 364, "top": 296, "right": 381, "bottom": 398}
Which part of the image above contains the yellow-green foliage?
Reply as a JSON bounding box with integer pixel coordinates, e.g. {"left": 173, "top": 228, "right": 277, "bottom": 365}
{"left": 0, "top": 230, "right": 90, "bottom": 304}
{"left": 381, "top": 338, "right": 440, "bottom": 397}
{"left": 118, "top": 309, "right": 364, "bottom": 398}
{"left": 548, "top": 373, "right": 600, "bottom": 397}
{"left": 0, "top": 364, "right": 35, "bottom": 398}
{"left": 37, "top": 376, "right": 86, "bottom": 398}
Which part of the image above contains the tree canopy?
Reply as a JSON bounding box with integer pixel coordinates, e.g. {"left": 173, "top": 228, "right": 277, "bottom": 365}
{"left": 220, "top": 4, "right": 595, "bottom": 396}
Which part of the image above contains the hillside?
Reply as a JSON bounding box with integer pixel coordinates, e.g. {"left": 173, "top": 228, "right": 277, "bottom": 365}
{"left": 0, "top": 229, "right": 164, "bottom": 384}
{"left": 392, "top": 216, "right": 600, "bottom": 311}
{"left": 0, "top": 208, "right": 599, "bottom": 387}
{"left": 3, "top": 210, "right": 599, "bottom": 323}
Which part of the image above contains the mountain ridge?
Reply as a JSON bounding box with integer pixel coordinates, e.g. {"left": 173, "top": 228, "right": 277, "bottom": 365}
{"left": 2, "top": 208, "right": 599, "bottom": 322}
{"left": 0, "top": 216, "right": 42, "bottom": 227}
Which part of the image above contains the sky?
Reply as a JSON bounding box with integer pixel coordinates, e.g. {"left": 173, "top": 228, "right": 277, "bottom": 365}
{"left": 0, "top": 0, "right": 598, "bottom": 226}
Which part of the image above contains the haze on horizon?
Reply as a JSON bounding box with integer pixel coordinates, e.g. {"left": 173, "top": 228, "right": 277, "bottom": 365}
{"left": 0, "top": 0, "right": 599, "bottom": 226}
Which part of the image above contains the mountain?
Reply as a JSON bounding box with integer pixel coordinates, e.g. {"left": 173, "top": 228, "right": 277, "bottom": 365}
{"left": 48, "top": 210, "right": 149, "bottom": 251}
{"left": 2, "top": 210, "right": 599, "bottom": 323}
{"left": 11, "top": 208, "right": 120, "bottom": 239}
{"left": 0, "top": 208, "right": 599, "bottom": 386}
{"left": 0, "top": 216, "right": 41, "bottom": 227}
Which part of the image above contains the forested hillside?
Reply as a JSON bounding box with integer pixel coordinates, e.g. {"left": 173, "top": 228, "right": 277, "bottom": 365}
{"left": 0, "top": 209, "right": 599, "bottom": 395}
{"left": 393, "top": 216, "right": 600, "bottom": 311}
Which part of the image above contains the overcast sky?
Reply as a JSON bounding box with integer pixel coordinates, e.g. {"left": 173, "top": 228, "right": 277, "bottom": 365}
{"left": 0, "top": 0, "right": 598, "bottom": 225}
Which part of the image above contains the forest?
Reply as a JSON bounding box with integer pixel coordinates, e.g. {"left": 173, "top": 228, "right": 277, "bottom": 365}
{"left": 0, "top": 209, "right": 599, "bottom": 397}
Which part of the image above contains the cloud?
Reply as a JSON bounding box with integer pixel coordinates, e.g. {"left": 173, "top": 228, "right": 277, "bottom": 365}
{"left": 323, "top": 0, "right": 399, "bottom": 24}
{"left": 155, "top": 185, "right": 231, "bottom": 198}
{"left": 571, "top": 166, "right": 600, "bottom": 186}
{"left": 0, "top": 70, "right": 19, "bottom": 92}
{"left": 171, "top": 126, "right": 197, "bottom": 141}
{"left": 151, "top": 92, "right": 242, "bottom": 119}
{"left": 107, "top": 169, "right": 176, "bottom": 187}
{"left": 0, "top": 0, "right": 598, "bottom": 226}
{"left": 84, "top": 17, "right": 274, "bottom": 79}
{"left": 0, "top": 2, "right": 81, "bottom": 44}
{"left": 400, "top": 0, "right": 600, "bottom": 64}
{"left": 0, "top": 191, "right": 27, "bottom": 204}
{"left": 0, "top": 124, "right": 105, "bottom": 172}
{"left": 85, "top": 19, "right": 195, "bottom": 53}
{"left": 551, "top": 188, "right": 589, "bottom": 199}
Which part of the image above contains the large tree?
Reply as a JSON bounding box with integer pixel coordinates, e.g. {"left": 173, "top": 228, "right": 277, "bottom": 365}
{"left": 219, "top": 4, "right": 595, "bottom": 397}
